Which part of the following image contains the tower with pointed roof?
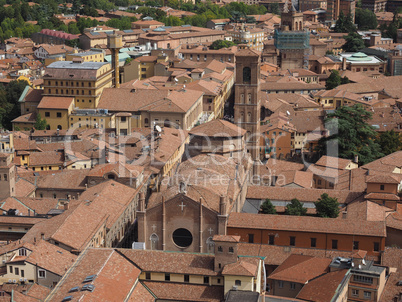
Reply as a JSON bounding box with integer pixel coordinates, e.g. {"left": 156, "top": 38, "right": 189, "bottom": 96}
{"left": 234, "top": 45, "right": 261, "bottom": 175}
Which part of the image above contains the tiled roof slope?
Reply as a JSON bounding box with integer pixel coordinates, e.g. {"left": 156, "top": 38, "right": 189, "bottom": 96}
{"left": 228, "top": 213, "right": 386, "bottom": 237}
{"left": 269, "top": 254, "right": 331, "bottom": 283}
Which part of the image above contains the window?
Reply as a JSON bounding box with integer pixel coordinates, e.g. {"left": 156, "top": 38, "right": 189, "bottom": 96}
{"left": 248, "top": 234, "right": 254, "bottom": 243}
{"left": 290, "top": 236, "right": 295, "bottom": 246}
{"left": 172, "top": 228, "right": 193, "bottom": 248}
{"left": 45, "top": 112, "right": 50, "bottom": 117}
{"left": 290, "top": 282, "right": 296, "bottom": 290}
{"left": 19, "top": 249, "right": 27, "bottom": 256}
{"left": 15, "top": 268, "right": 19, "bottom": 275}
{"left": 364, "top": 291, "right": 372, "bottom": 299}
{"left": 278, "top": 280, "right": 283, "bottom": 288}
{"left": 21, "top": 270, "right": 24, "bottom": 278}
{"left": 38, "top": 270, "right": 46, "bottom": 278}
{"left": 374, "top": 242, "right": 380, "bottom": 252}
{"left": 243, "top": 67, "right": 251, "bottom": 83}
{"left": 229, "top": 247, "right": 234, "bottom": 253}
{"left": 352, "top": 289, "right": 359, "bottom": 297}
{"left": 150, "top": 234, "right": 158, "bottom": 250}
{"left": 53, "top": 194, "right": 57, "bottom": 199}
{"left": 218, "top": 246, "right": 223, "bottom": 252}
{"left": 353, "top": 241, "right": 359, "bottom": 250}
{"left": 141, "top": 68, "right": 146, "bottom": 72}
{"left": 269, "top": 235, "right": 275, "bottom": 245}
{"left": 311, "top": 238, "right": 316, "bottom": 248}
{"left": 203, "top": 276, "right": 209, "bottom": 284}
{"left": 3, "top": 174, "right": 7, "bottom": 181}
{"left": 121, "top": 117, "right": 126, "bottom": 122}
{"left": 145, "top": 272, "right": 151, "bottom": 280}
{"left": 184, "top": 274, "right": 189, "bottom": 283}
{"left": 235, "top": 280, "right": 241, "bottom": 286}
{"left": 353, "top": 275, "right": 373, "bottom": 284}
{"left": 57, "top": 112, "right": 62, "bottom": 118}
{"left": 165, "top": 273, "right": 170, "bottom": 281}
{"left": 332, "top": 240, "right": 338, "bottom": 249}
{"left": 9, "top": 266, "right": 12, "bottom": 274}
{"left": 380, "top": 185, "right": 384, "bottom": 190}
{"left": 317, "top": 179, "right": 322, "bottom": 185}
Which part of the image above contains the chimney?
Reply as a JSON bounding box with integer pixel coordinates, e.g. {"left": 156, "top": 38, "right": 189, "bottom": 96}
{"left": 342, "top": 57, "right": 347, "bottom": 71}
{"left": 64, "top": 201, "right": 69, "bottom": 211}
{"left": 138, "top": 192, "right": 145, "bottom": 211}
{"left": 219, "top": 195, "right": 226, "bottom": 215}
{"left": 353, "top": 155, "right": 358, "bottom": 164}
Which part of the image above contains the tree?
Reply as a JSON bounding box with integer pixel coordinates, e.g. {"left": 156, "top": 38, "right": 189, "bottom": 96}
{"left": 268, "top": 3, "right": 280, "bottom": 15}
{"left": 343, "top": 32, "right": 365, "bottom": 52}
{"left": 341, "top": 76, "right": 350, "bottom": 84}
{"left": 355, "top": 8, "right": 377, "bottom": 30}
{"left": 326, "top": 70, "right": 341, "bottom": 90}
{"left": 376, "top": 130, "right": 402, "bottom": 156}
{"left": 334, "top": 11, "right": 355, "bottom": 33}
{"left": 285, "top": 198, "right": 307, "bottom": 216}
{"left": 260, "top": 199, "right": 276, "bottom": 214}
{"left": 210, "top": 39, "right": 236, "bottom": 50}
{"left": 315, "top": 193, "right": 339, "bottom": 218}
{"left": 34, "top": 113, "right": 48, "bottom": 130}
{"left": 316, "top": 104, "right": 383, "bottom": 165}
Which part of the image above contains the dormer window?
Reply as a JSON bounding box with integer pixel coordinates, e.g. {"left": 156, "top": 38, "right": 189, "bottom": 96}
{"left": 19, "top": 248, "right": 27, "bottom": 256}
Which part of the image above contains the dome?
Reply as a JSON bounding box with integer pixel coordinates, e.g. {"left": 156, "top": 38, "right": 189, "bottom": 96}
{"left": 347, "top": 52, "right": 370, "bottom": 61}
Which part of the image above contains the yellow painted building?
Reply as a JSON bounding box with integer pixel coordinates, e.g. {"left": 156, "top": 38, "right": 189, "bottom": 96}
{"left": 69, "top": 109, "right": 115, "bottom": 130}
{"left": 43, "top": 60, "right": 113, "bottom": 109}
{"left": 37, "top": 96, "right": 74, "bottom": 131}
{"left": 66, "top": 49, "right": 105, "bottom": 62}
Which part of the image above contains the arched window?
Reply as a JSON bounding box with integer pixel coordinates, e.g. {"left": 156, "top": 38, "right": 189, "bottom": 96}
{"left": 57, "top": 125, "right": 62, "bottom": 130}
{"left": 240, "top": 111, "right": 244, "bottom": 123}
{"left": 247, "top": 112, "right": 251, "bottom": 122}
{"left": 243, "top": 67, "right": 251, "bottom": 84}
{"left": 150, "top": 233, "right": 159, "bottom": 250}
{"left": 248, "top": 93, "right": 252, "bottom": 104}
{"left": 206, "top": 237, "right": 214, "bottom": 254}
{"left": 240, "top": 94, "right": 244, "bottom": 103}
{"left": 144, "top": 118, "right": 149, "bottom": 125}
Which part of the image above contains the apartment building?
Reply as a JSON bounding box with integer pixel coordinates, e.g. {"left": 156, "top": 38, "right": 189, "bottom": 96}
{"left": 43, "top": 60, "right": 113, "bottom": 109}
{"left": 227, "top": 213, "right": 386, "bottom": 257}
{"left": 227, "top": 27, "right": 265, "bottom": 51}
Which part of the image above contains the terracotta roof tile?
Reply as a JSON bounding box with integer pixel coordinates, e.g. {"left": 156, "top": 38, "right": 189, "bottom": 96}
{"left": 296, "top": 269, "right": 348, "bottom": 302}
{"left": 378, "top": 271, "right": 402, "bottom": 302}
{"left": 119, "top": 249, "right": 218, "bottom": 276}
{"left": 246, "top": 186, "right": 363, "bottom": 204}
{"left": 269, "top": 254, "right": 331, "bottom": 283}
{"left": 37, "top": 96, "right": 74, "bottom": 110}
{"left": 141, "top": 281, "right": 224, "bottom": 302}
{"left": 228, "top": 213, "right": 386, "bottom": 237}
{"left": 222, "top": 257, "right": 260, "bottom": 277}
{"left": 190, "top": 119, "right": 246, "bottom": 137}
{"left": 48, "top": 249, "right": 142, "bottom": 302}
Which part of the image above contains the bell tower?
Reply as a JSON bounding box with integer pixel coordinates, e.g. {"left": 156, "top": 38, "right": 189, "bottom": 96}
{"left": 0, "top": 153, "right": 15, "bottom": 200}
{"left": 234, "top": 45, "right": 261, "bottom": 175}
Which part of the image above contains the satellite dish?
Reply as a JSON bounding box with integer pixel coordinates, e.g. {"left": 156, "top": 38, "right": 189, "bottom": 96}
{"left": 286, "top": 111, "right": 290, "bottom": 116}
{"left": 155, "top": 125, "right": 162, "bottom": 132}
{"left": 174, "top": 78, "right": 178, "bottom": 82}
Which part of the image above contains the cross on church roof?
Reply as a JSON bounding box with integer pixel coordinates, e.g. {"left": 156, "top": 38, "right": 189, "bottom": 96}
{"left": 178, "top": 201, "right": 186, "bottom": 212}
